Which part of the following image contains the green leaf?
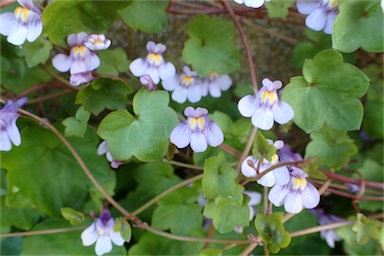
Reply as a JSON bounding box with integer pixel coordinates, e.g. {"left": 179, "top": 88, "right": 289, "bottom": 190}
{"left": 333, "top": 0, "right": 384, "bottom": 53}
{"left": 97, "top": 48, "right": 130, "bottom": 76}
{"left": 23, "top": 38, "right": 53, "bottom": 68}
{"left": 182, "top": 14, "right": 240, "bottom": 77}
{"left": 352, "top": 213, "right": 382, "bottom": 245}
{"left": 305, "top": 126, "right": 358, "bottom": 170}
{"left": 21, "top": 219, "right": 125, "bottom": 255}
{"left": 282, "top": 50, "right": 369, "bottom": 132}
{"left": 76, "top": 78, "right": 132, "bottom": 115}
{"left": 62, "top": 106, "right": 90, "bottom": 138}
{"left": 255, "top": 212, "right": 291, "bottom": 253}
{"left": 0, "top": 125, "right": 116, "bottom": 217}
{"left": 202, "top": 153, "right": 243, "bottom": 200}
{"left": 152, "top": 187, "right": 203, "bottom": 235}
{"left": 42, "top": 0, "right": 129, "bottom": 46}
{"left": 252, "top": 131, "right": 276, "bottom": 162}
{"left": 265, "top": 0, "right": 295, "bottom": 18}
{"left": 60, "top": 207, "right": 84, "bottom": 225}
{"left": 97, "top": 89, "right": 179, "bottom": 161}
{"left": 114, "top": 217, "right": 132, "bottom": 242}
{"left": 119, "top": 0, "right": 168, "bottom": 33}
{"left": 209, "top": 111, "right": 233, "bottom": 134}
{"left": 199, "top": 248, "right": 223, "bottom": 256}
{"left": 1, "top": 196, "right": 40, "bottom": 230}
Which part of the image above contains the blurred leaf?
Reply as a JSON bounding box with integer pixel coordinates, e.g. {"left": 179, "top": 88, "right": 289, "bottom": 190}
{"left": 199, "top": 248, "right": 223, "bottom": 256}
{"left": 265, "top": 0, "right": 295, "bottom": 18}
{"left": 76, "top": 78, "right": 132, "bottom": 115}
{"left": 182, "top": 15, "right": 240, "bottom": 77}
{"left": 97, "top": 89, "right": 179, "bottom": 161}
{"left": 209, "top": 111, "right": 233, "bottom": 134}
{"left": 333, "top": 0, "right": 383, "bottom": 53}
{"left": 352, "top": 213, "right": 382, "bottom": 245}
{"left": 114, "top": 217, "right": 132, "bottom": 242}
{"left": 255, "top": 212, "right": 291, "bottom": 253}
{"left": 60, "top": 207, "right": 84, "bottom": 225}
{"left": 97, "top": 48, "right": 130, "bottom": 76}
{"left": 305, "top": 126, "right": 358, "bottom": 170}
{"left": 1, "top": 196, "right": 40, "bottom": 230}
{"left": 119, "top": 0, "right": 168, "bottom": 33}
{"left": 283, "top": 50, "right": 369, "bottom": 133}
{"left": 252, "top": 131, "right": 276, "bottom": 162}
{"left": 62, "top": 106, "right": 90, "bottom": 137}
{"left": 23, "top": 38, "right": 53, "bottom": 68}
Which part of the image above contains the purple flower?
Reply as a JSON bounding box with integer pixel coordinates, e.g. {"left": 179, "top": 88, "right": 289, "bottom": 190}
{"left": 233, "top": 0, "right": 269, "bottom": 8}
{"left": 162, "top": 66, "right": 204, "bottom": 103}
{"left": 297, "top": 0, "right": 339, "bottom": 34}
{"left": 129, "top": 41, "right": 176, "bottom": 84}
{"left": 52, "top": 32, "right": 101, "bottom": 75}
{"left": 170, "top": 107, "right": 224, "bottom": 152}
{"left": 0, "top": 0, "right": 42, "bottom": 45}
{"left": 310, "top": 208, "right": 343, "bottom": 248}
{"left": 140, "top": 74, "right": 157, "bottom": 91}
{"left": 81, "top": 209, "right": 125, "bottom": 256}
{"left": 69, "top": 71, "right": 94, "bottom": 86}
{"left": 0, "top": 97, "right": 27, "bottom": 151}
{"left": 84, "top": 34, "right": 111, "bottom": 51}
{"left": 241, "top": 140, "right": 290, "bottom": 187}
{"left": 238, "top": 78, "right": 294, "bottom": 130}
{"left": 200, "top": 72, "right": 232, "bottom": 98}
{"left": 97, "top": 141, "right": 123, "bottom": 169}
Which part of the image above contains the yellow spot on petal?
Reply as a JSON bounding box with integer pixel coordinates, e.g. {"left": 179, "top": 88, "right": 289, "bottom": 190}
{"left": 73, "top": 46, "right": 87, "bottom": 57}
{"left": 261, "top": 91, "right": 276, "bottom": 105}
{"left": 98, "top": 228, "right": 104, "bottom": 236}
{"left": 181, "top": 75, "right": 193, "bottom": 87}
{"left": 189, "top": 117, "right": 197, "bottom": 130}
{"left": 189, "top": 117, "right": 205, "bottom": 130}
{"left": 15, "top": 7, "right": 30, "bottom": 22}
{"left": 292, "top": 177, "right": 307, "bottom": 191}
{"left": 197, "top": 117, "right": 205, "bottom": 130}
{"left": 209, "top": 71, "right": 218, "bottom": 79}
{"left": 148, "top": 53, "right": 161, "bottom": 65}
{"left": 270, "top": 154, "right": 278, "bottom": 164}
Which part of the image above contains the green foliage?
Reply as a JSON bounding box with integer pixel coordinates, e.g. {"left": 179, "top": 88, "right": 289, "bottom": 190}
{"left": 182, "top": 15, "right": 240, "bottom": 77}
{"left": 0, "top": 125, "right": 115, "bottom": 217}
{"left": 62, "top": 106, "right": 90, "bottom": 137}
{"left": 60, "top": 207, "right": 84, "bottom": 225}
{"left": 199, "top": 248, "right": 223, "bottom": 256}
{"left": 252, "top": 131, "right": 276, "bottom": 162}
{"left": 152, "top": 187, "right": 203, "bottom": 235}
{"left": 42, "top": 0, "right": 128, "bottom": 46}
{"left": 305, "top": 126, "right": 358, "bottom": 170}
{"left": 1, "top": 196, "right": 40, "bottom": 230}
{"left": 265, "top": 0, "right": 295, "bottom": 18}
{"left": 114, "top": 217, "right": 132, "bottom": 242}
{"left": 255, "top": 212, "right": 291, "bottom": 253}
{"left": 333, "top": 0, "right": 384, "bottom": 53}
{"left": 97, "top": 48, "right": 130, "bottom": 76}
{"left": 76, "top": 78, "right": 132, "bottom": 115}
{"left": 283, "top": 50, "right": 369, "bottom": 133}
{"left": 23, "top": 38, "right": 53, "bottom": 68}
{"left": 352, "top": 213, "right": 382, "bottom": 245}
{"left": 97, "top": 89, "right": 179, "bottom": 161}
{"left": 119, "top": 0, "right": 169, "bottom": 33}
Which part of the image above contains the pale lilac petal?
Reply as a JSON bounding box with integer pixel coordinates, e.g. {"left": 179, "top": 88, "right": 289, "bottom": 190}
{"left": 262, "top": 78, "right": 276, "bottom": 91}
{"left": 306, "top": 8, "right": 327, "bottom": 31}
{"left": 187, "top": 85, "right": 202, "bottom": 103}
{"left": 95, "top": 236, "right": 112, "bottom": 256}
{"left": 171, "top": 86, "right": 188, "bottom": 103}
{"left": 67, "top": 33, "right": 78, "bottom": 47}
{"left": 129, "top": 58, "right": 147, "bottom": 77}
{"left": 192, "top": 107, "right": 208, "bottom": 117}
{"left": 25, "top": 12, "right": 42, "bottom": 42}
{"left": 18, "top": 0, "right": 40, "bottom": 14}
{"left": 257, "top": 171, "right": 275, "bottom": 187}
{"left": 170, "top": 123, "right": 191, "bottom": 149}
{"left": 302, "top": 182, "right": 320, "bottom": 209}
{"left": 323, "top": 12, "right": 337, "bottom": 34}
{"left": 0, "top": 13, "right": 16, "bottom": 36}
{"left": 158, "top": 62, "right": 176, "bottom": 81}
{"left": 84, "top": 53, "right": 100, "bottom": 72}
{"left": 217, "top": 75, "right": 232, "bottom": 91}
{"left": 145, "top": 67, "right": 160, "bottom": 84}
{"left": 208, "top": 83, "right": 222, "bottom": 98}
{"left": 273, "top": 101, "right": 294, "bottom": 125}
{"left": 162, "top": 76, "right": 178, "bottom": 91}
{"left": 273, "top": 166, "right": 290, "bottom": 186}
{"left": 204, "top": 122, "right": 224, "bottom": 147}
{"left": 190, "top": 132, "right": 208, "bottom": 152}
{"left": 153, "top": 43, "right": 166, "bottom": 53}
{"left": 284, "top": 192, "right": 303, "bottom": 213}
{"left": 244, "top": 0, "right": 264, "bottom": 8}
{"left": 81, "top": 223, "right": 98, "bottom": 246}
{"left": 243, "top": 191, "right": 262, "bottom": 206}
{"left": 7, "top": 122, "right": 21, "bottom": 146}
{"left": 0, "top": 130, "right": 12, "bottom": 151}
{"left": 7, "top": 23, "right": 27, "bottom": 45}
{"left": 251, "top": 108, "right": 274, "bottom": 130}
{"left": 146, "top": 41, "right": 156, "bottom": 52}
{"left": 241, "top": 156, "right": 257, "bottom": 178}
{"left": 238, "top": 95, "right": 258, "bottom": 118}
{"left": 268, "top": 185, "right": 289, "bottom": 207}
{"left": 297, "top": 0, "right": 318, "bottom": 14}
{"left": 249, "top": 206, "right": 256, "bottom": 220}
{"left": 110, "top": 231, "right": 125, "bottom": 245}
{"left": 70, "top": 60, "right": 86, "bottom": 75}
{"left": 70, "top": 72, "right": 94, "bottom": 86}
{"left": 274, "top": 140, "right": 284, "bottom": 150}
{"left": 234, "top": 0, "right": 244, "bottom": 4}
{"left": 52, "top": 54, "right": 71, "bottom": 72}
{"left": 184, "top": 106, "right": 195, "bottom": 116}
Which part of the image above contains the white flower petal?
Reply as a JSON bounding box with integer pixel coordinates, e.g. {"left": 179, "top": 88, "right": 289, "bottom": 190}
{"left": 170, "top": 123, "right": 191, "bottom": 149}
{"left": 237, "top": 95, "right": 258, "bottom": 118}
{"left": 0, "top": 13, "right": 16, "bottom": 36}
{"left": 302, "top": 182, "right": 320, "bottom": 209}
{"left": 25, "top": 12, "right": 42, "bottom": 42}
{"left": 110, "top": 231, "right": 125, "bottom": 246}
{"left": 7, "top": 23, "right": 27, "bottom": 46}
{"left": 284, "top": 192, "right": 303, "bottom": 214}
{"left": 268, "top": 185, "right": 289, "bottom": 207}
{"left": 243, "top": 191, "right": 262, "bottom": 206}
{"left": 244, "top": 0, "right": 264, "bottom": 8}
{"left": 95, "top": 236, "right": 112, "bottom": 256}
{"left": 217, "top": 75, "right": 232, "bottom": 91}
{"left": 323, "top": 11, "right": 337, "bottom": 34}
{"left": 305, "top": 8, "right": 327, "bottom": 31}
{"left": 208, "top": 83, "right": 222, "bottom": 98}
{"left": 297, "top": 0, "right": 318, "bottom": 14}
{"left": 52, "top": 54, "right": 71, "bottom": 72}
{"left": 84, "top": 53, "right": 100, "bottom": 72}
{"left": 190, "top": 132, "right": 208, "bottom": 152}
{"left": 0, "top": 130, "right": 12, "bottom": 151}
{"left": 171, "top": 86, "right": 188, "bottom": 103}
{"left": 273, "top": 166, "right": 290, "bottom": 186}
{"left": 241, "top": 156, "right": 257, "bottom": 178}
{"left": 81, "top": 223, "right": 99, "bottom": 246}
{"left": 204, "top": 122, "right": 224, "bottom": 147}
{"left": 187, "top": 84, "right": 202, "bottom": 103}
{"left": 7, "top": 122, "right": 21, "bottom": 146}
{"left": 251, "top": 108, "right": 274, "bottom": 130}
{"left": 162, "top": 76, "right": 178, "bottom": 91}
{"left": 159, "top": 62, "right": 176, "bottom": 81}
{"left": 129, "top": 58, "right": 147, "bottom": 77}
{"left": 273, "top": 101, "right": 294, "bottom": 125}
{"left": 257, "top": 171, "right": 275, "bottom": 187}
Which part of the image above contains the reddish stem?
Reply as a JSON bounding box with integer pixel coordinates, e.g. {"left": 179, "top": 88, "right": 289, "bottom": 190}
{"left": 322, "top": 170, "right": 384, "bottom": 190}
{"left": 17, "top": 83, "right": 73, "bottom": 99}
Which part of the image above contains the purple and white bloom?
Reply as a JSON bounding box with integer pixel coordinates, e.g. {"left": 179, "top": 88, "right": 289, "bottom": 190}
{"left": 0, "top": 97, "right": 28, "bottom": 151}
{"left": 84, "top": 34, "right": 111, "bottom": 51}
{"left": 241, "top": 140, "right": 290, "bottom": 187}
{"left": 81, "top": 209, "right": 125, "bottom": 256}
{"left": 69, "top": 71, "right": 94, "bottom": 86}
{"left": 233, "top": 0, "right": 270, "bottom": 8}
{"left": 200, "top": 72, "right": 232, "bottom": 98}
{"left": 310, "top": 208, "right": 343, "bottom": 248}
{"left": 297, "top": 0, "right": 339, "bottom": 34}
{"left": 52, "top": 32, "right": 100, "bottom": 75}
{"left": 97, "top": 141, "right": 123, "bottom": 169}
{"left": 170, "top": 107, "right": 224, "bottom": 152}
{"left": 0, "top": 0, "right": 42, "bottom": 46}
{"left": 129, "top": 41, "right": 176, "bottom": 84}
{"left": 162, "top": 66, "right": 204, "bottom": 103}
{"left": 140, "top": 74, "right": 157, "bottom": 91}
{"left": 238, "top": 78, "right": 294, "bottom": 130}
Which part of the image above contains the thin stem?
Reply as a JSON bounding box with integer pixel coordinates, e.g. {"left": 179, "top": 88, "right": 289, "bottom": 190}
{"left": 40, "top": 64, "right": 74, "bottom": 88}
{"left": 221, "top": 0, "right": 258, "bottom": 91}
{"left": 0, "top": 226, "right": 85, "bottom": 238}
{"left": 236, "top": 127, "right": 257, "bottom": 173}
{"left": 263, "top": 186, "right": 269, "bottom": 215}
{"left": 220, "top": 143, "right": 243, "bottom": 158}
{"left": 251, "top": 160, "right": 304, "bottom": 182}
{"left": 17, "top": 83, "right": 74, "bottom": 99}
{"left": 27, "top": 89, "right": 74, "bottom": 104}
{"left": 322, "top": 170, "right": 384, "bottom": 190}
{"left": 18, "top": 109, "right": 131, "bottom": 218}
{"left": 130, "top": 173, "right": 204, "bottom": 216}
{"left": 163, "top": 159, "right": 204, "bottom": 170}
{"left": 239, "top": 243, "right": 258, "bottom": 256}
